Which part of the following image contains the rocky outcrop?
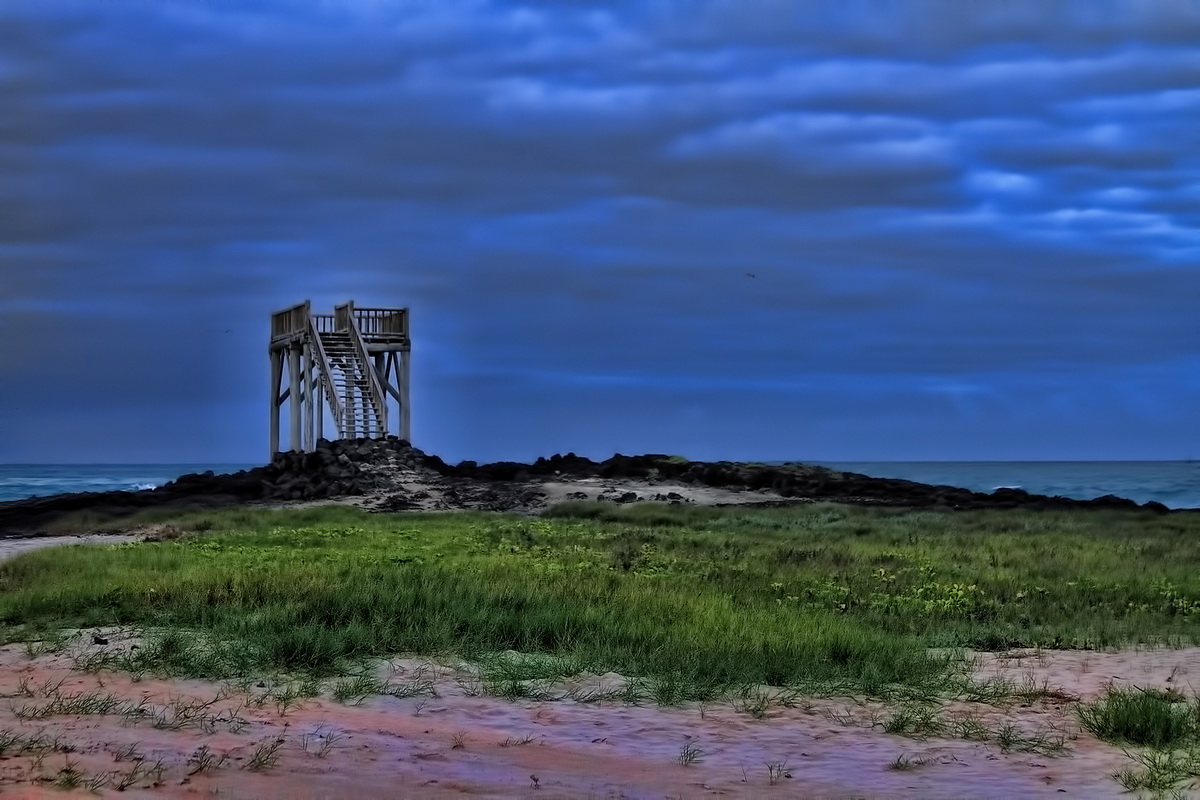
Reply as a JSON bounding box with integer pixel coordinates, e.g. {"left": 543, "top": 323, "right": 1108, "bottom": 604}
{"left": 440, "top": 450, "right": 1169, "bottom": 513}
{"left": 0, "top": 437, "right": 418, "bottom": 535}
{"left": 0, "top": 438, "right": 1177, "bottom": 537}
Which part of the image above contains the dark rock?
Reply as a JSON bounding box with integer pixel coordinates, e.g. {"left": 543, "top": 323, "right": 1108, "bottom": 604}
{"left": 376, "top": 493, "right": 420, "bottom": 511}
{"left": 1089, "top": 493, "right": 1140, "bottom": 509}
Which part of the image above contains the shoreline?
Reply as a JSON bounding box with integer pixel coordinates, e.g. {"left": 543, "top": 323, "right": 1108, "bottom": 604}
{"left": 0, "top": 438, "right": 1184, "bottom": 538}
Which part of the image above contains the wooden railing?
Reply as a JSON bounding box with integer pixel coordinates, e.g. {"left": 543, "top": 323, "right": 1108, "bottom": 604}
{"left": 270, "top": 301, "right": 310, "bottom": 341}
{"left": 353, "top": 307, "right": 409, "bottom": 340}
{"left": 306, "top": 315, "right": 343, "bottom": 428}
{"left": 276, "top": 302, "right": 406, "bottom": 340}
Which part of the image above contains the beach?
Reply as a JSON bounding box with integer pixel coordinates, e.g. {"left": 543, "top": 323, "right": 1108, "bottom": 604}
{"left": 3, "top": 627, "right": 1193, "bottom": 798}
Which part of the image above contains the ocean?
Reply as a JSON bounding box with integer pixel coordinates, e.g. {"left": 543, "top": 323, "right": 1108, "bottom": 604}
{"left": 0, "top": 464, "right": 257, "bottom": 503}
{"left": 812, "top": 461, "right": 1200, "bottom": 510}
{"left": 0, "top": 461, "right": 1197, "bottom": 510}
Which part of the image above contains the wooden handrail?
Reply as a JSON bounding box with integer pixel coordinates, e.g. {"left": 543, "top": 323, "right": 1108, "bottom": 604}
{"left": 343, "top": 311, "right": 388, "bottom": 436}
{"left": 306, "top": 313, "right": 344, "bottom": 431}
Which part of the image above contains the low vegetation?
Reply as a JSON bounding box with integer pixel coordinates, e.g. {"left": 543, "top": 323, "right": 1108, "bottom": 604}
{"left": 7, "top": 501, "right": 1200, "bottom": 791}
{"left": 4, "top": 502, "right": 1200, "bottom": 695}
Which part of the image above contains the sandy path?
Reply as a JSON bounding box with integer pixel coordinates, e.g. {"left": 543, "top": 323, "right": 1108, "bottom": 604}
{"left": 0, "top": 534, "right": 142, "bottom": 562}
{"left": 0, "top": 634, "right": 1188, "bottom": 798}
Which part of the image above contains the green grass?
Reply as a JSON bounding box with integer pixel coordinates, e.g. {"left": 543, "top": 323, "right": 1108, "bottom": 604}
{"left": 1078, "top": 685, "right": 1200, "bottom": 794}
{"left": 2, "top": 501, "right": 1199, "bottom": 697}
{"left": 544, "top": 501, "right": 1200, "bottom": 648}
{"left": 1113, "top": 747, "right": 1200, "bottom": 793}
{"left": 1080, "top": 686, "right": 1200, "bottom": 748}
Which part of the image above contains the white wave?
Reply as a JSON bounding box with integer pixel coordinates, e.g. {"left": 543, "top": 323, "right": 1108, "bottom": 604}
{"left": 130, "top": 482, "right": 158, "bottom": 491}
{"left": 990, "top": 485, "right": 1021, "bottom": 491}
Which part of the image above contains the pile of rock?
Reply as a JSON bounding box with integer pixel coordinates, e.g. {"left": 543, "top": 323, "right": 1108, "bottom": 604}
{"left": 0, "top": 438, "right": 433, "bottom": 535}
{"left": 254, "top": 437, "right": 439, "bottom": 501}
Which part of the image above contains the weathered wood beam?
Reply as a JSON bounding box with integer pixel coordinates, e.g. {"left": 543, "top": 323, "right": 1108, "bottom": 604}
{"left": 316, "top": 395, "right": 324, "bottom": 441}
{"left": 400, "top": 348, "right": 411, "bottom": 443}
{"left": 379, "top": 359, "right": 403, "bottom": 405}
{"left": 269, "top": 350, "right": 282, "bottom": 458}
{"left": 303, "top": 345, "right": 314, "bottom": 451}
{"left": 288, "top": 345, "right": 302, "bottom": 453}
{"left": 373, "top": 353, "right": 388, "bottom": 437}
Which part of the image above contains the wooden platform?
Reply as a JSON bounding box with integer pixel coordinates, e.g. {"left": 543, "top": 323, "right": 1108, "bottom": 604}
{"left": 268, "top": 301, "right": 410, "bottom": 456}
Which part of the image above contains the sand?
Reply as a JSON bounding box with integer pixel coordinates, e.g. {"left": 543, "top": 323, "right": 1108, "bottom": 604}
{"left": 0, "top": 631, "right": 1192, "bottom": 796}
{"left": 0, "top": 534, "right": 142, "bottom": 562}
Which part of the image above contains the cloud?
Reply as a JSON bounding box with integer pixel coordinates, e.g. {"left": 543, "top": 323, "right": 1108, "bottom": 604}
{"left": 0, "top": 0, "right": 1197, "bottom": 461}
{"left": 667, "top": 112, "right": 956, "bottom": 172}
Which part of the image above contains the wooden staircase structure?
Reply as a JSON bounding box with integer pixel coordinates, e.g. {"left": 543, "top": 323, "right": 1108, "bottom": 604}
{"left": 269, "top": 301, "right": 410, "bottom": 456}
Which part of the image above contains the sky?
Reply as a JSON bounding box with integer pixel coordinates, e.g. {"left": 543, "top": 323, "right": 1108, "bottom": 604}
{"left": 1, "top": 0, "right": 1198, "bottom": 465}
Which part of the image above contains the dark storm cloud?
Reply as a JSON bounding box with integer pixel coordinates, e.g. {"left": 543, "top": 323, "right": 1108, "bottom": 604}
{"left": 1, "top": 0, "right": 1198, "bottom": 462}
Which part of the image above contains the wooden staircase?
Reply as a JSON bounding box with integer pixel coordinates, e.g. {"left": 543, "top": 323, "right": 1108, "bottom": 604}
{"left": 316, "top": 329, "right": 385, "bottom": 438}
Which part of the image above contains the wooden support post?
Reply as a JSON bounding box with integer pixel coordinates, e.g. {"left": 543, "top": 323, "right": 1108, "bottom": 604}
{"left": 269, "top": 350, "right": 282, "bottom": 458}
{"left": 288, "top": 345, "right": 302, "bottom": 452}
{"left": 379, "top": 353, "right": 399, "bottom": 403}
{"left": 303, "top": 344, "right": 313, "bottom": 451}
{"left": 315, "top": 373, "right": 324, "bottom": 442}
{"left": 345, "top": 367, "right": 355, "bottom": 439}
{"left": 373, "top": 353, "right": 387, "bottom": 437}
{"left": 400, "top": 349, "right": 411, "bottom": 443}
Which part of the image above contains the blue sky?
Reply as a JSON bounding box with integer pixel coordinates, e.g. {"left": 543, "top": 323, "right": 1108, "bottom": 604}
{"left": 1, "top": 0, "right": 1198, "bottom": 464}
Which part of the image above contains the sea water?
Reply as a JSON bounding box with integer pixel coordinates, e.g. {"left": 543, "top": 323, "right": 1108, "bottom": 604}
{"left": 812, "top": 461, "right": 1200, "bottom": 510}
{"left": 0, "top": 464, "right": 257, "bottom": 503}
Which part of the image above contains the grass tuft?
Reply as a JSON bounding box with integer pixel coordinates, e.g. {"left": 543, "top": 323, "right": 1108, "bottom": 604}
{"left": 245, "top": 737, "right": 285, "bottom": 771}
{"left": 1113, "top": 747, "right": 1200, "bottom": 793}
{"left": 888, "top": 752, "right": 926, "bottom": 771}
{"left": 882, "top": 704, "right": 945, "bottom": 739}
{"left": 1079, "top": 686, "right": 1199, "bottom": 748}
{"left": 677, "top": 740, "right": 703, "bottom": 766}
